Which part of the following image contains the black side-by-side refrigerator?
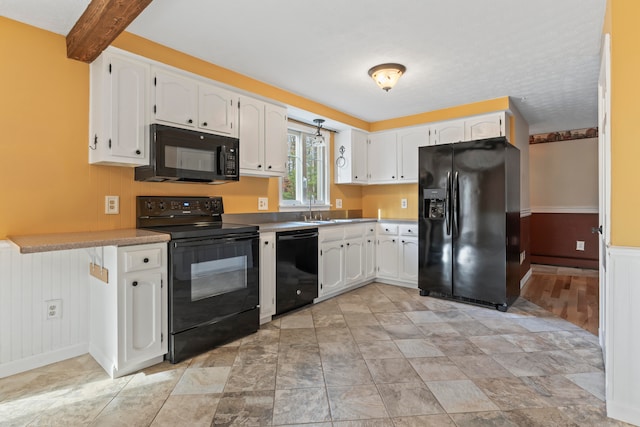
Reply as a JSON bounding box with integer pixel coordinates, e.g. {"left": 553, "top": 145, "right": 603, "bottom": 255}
{"left": 418, "top": 136, "right": 520, "bottom": 311}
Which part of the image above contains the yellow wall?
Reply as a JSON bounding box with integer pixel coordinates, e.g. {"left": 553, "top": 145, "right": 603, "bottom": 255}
{"left": 0, "top": 17, "right": 521, "bottom": 238}
{"left": 608, "top": 0, "right": 640, "bottom": 246}
{"left": 362, "top": 96, "right": 516, "bottom": 219}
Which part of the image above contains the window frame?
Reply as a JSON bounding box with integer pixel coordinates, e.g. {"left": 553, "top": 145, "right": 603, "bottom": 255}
{"left": 279, "top": 121, "right": 330, "bottom": 212}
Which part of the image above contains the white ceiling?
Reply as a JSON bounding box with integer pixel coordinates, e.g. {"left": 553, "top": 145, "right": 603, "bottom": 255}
{"left": 1, "top": 0, "right": 606, "bottom": 133}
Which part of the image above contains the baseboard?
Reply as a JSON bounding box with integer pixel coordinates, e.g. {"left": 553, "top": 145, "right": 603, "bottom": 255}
{"left": 374, "top": 278, "right": 418, "bottom": 289}
{"left": 314, "top": 279, "right": 375, "bottom": 303}
{"left": 608, "top": 398, "right": 640, "bottom": 425}
{"left": 520, "top": 268, "right": 532, "bottom": 289}
{"left": 0, "top": 343, "right": 89, "bottom": 378}
{"left": 530, "top": 255, "right": 598, "bottom": 269}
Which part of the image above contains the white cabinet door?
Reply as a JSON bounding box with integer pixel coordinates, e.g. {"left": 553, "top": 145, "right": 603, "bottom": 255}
{"left": 320, "top": 240, "right": 345, "bottom": 296}
{"left": 368, "top": 132, "right": 398, "bottom": 183}
{"left": 198, "top": 84, "right": 237, "bottom": 137}
{"left": 399, "top": 237, "right": 419, "bottom": 283}
{"left": 397, "top": 127, "right": 428, "bottom": 182}
{"left": 238, "top": 95, "right": 265, "bottom": 173}
{"left": 121, "top": 272, "right": 163, "bottom": 366}
{"left": 259, "top": 232, "right": 276, "bottom": 321}
{"left": 264, "top": 103, "right": 287, "bottom": 174}
{"left": 465, "top": 113, "right": 506, "bottom": 140}
{"left": 335, "top": 129, "right": 368, "bottom": 184}
{"left": 154, "top": 70, "right": 197, "bottom": 128}
{"left": 90, "top": 51, "right": 149, "bottom": 166}
{"left": 431, "top": 119, "right": 465, "bottom": 145}
{"left": 364, "top": 234, "right": 376, "bottom": 280}
{"left": 344, "top": 237, "right": 365, "bottom": 285}
{"left": 377, "top": 236, "right": 398, "bottom": 279}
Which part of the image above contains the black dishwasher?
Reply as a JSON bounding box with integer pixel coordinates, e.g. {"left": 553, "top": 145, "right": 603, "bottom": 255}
{"left": 276, "top": 228, "right": 319, "bottom": 315}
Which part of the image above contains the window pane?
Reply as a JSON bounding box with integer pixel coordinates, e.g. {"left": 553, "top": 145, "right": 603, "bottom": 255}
{"left": 282, "top": 133, "right": 298, "bottom": 201}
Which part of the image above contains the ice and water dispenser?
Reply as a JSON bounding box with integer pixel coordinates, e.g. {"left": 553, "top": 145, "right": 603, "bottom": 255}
{"left": 423, "top": 188, "right": 447, "bottom": 219}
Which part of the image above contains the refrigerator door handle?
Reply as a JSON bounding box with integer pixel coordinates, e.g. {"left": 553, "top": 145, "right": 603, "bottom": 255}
{"left": 445, "top": 171, "right": 451, "bottom": 235}
{"left": 453, "top": 171, "right": 459, "bottom": 236}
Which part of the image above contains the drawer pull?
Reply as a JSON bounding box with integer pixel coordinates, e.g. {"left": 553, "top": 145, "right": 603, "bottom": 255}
{"left": 132, "top": 281, "right": 138, "bottom": 287}
{"left": 143, "top": 257, "right": 149, "bottom": 263}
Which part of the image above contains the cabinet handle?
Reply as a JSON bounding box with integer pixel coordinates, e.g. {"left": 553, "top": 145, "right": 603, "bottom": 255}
{"left": 385, "top": 228, "right": 389, "bottom": 232}
{"left": 401, "top": 175, "right": 404, "bottom": 178}
{"left": 408, "top": 229, "right": 412, "bottom": 232}
{"left": 258, "top": 164, "right": 262, "bottom": 169}
{"left": 132, "top": 281, "right": 138, "bottom": 287}
{"left": 268, "top": 165, "right": 272, "bottom": 169}
{"left": 341, "top": 244, "right": 344, "bottom": 247}
{"left": 202, "top": 122, "right": 208, "bottom": 126}
{"left": 392, "top": 239, "right": 396, "bottom": 243}
{"left": 264, "top": 241, "right": 269, "bottom": 245}
{"left": 368, "top": 239, "right": 371, "bottom": 243}
{"left": 143, "top": 257, "right": 149, "bottom": 263}
{"left": 355, "top": 175, "right": 358, "bottom": 179}
{"left": 346, "top": 243, "right": 350, "bottom": 246}
{"left": 135, "top": 150, "right": 141, "bottom": 155}
{"left": 187, "top": 119, "right": 193, "bottom": 124}
{"left": 402, "top": 240, "right": 405, "bottom": 243}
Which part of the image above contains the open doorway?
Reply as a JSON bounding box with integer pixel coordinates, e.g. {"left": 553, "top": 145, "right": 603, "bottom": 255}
{"left": 522, "top": 128, "right": 600, "bottom": 334}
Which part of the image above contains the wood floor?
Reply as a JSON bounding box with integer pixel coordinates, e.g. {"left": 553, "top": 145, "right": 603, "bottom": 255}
{"left": 521, "top": 265, "right": 599, "bottom": 335}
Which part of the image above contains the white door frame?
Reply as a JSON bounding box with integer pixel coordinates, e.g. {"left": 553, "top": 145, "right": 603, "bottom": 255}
{"left": 597, "top": 33, "right": 611, "bottom": 355}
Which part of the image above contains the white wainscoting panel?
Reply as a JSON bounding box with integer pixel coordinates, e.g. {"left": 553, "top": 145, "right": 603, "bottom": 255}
{"left": 606, "top": 246, "right": 640, "bottom": 425}
{"left": 0, "top": 242, "right": 90, "bottom": 378}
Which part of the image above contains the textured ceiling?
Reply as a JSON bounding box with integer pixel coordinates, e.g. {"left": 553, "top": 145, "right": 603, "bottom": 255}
{"left": 0, "top": 0, "right": 606, "bottom": 133}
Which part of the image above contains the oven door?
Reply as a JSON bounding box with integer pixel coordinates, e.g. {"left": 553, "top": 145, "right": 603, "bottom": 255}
{"left": 169, "top": 232, "right": 259, "bottom": 334}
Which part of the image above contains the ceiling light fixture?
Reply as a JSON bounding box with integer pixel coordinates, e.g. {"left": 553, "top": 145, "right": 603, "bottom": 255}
{"left": 312, "top": 118, "right": 326, "bottom": 147}
{"left": 368, "top": 63, "right": 406, "bottom": 92}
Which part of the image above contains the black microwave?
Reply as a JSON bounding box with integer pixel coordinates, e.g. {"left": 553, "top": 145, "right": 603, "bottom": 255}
{"left": 135, "top": 124, "right": 240, "bottom": 184}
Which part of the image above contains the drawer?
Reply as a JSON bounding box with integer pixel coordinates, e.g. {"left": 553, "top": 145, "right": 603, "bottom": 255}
{"left": 364, "top": 224, "right": 376, "bottom": 236}
{"left": 123, "top": 247, "right": 163, "bottom": 272}
{"left": 377, "top": 223, "right": 399, "bottom": 235}
{"left": 319, "top": 226, "right": 345, "bottom": 243}
{"left": 399, "top": 224, "right": 418, "bottom": 236}
{"left": 344, "top": 223, "right": 365, "bottom": 239}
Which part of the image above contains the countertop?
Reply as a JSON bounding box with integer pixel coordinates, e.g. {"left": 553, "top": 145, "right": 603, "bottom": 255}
{"left": 253, "top": 218, "right": 379, "bottom": 233}
{"left": 8, "top": 229, "right": 171, "bottom": 254}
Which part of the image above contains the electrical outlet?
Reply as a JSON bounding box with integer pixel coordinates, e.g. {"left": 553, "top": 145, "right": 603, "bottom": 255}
{"left": 45, "top": 299, "right": 62, "bottom": 320}
{"left": 258, "top": 197, "right": 268, "bottom": 210}
{"left": 105, "top": 195, "right": 119, "bottom": 214}
{"left": 401, "top": 198, "right": 408, "bottom": 209}
{"left": 336, "top": 199, "right": 343, "bottom": 208}
{"left": 576, "top": 240, "right": 585, "bottom": 251}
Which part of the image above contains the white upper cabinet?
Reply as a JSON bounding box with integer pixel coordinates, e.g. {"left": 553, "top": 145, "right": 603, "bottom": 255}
{"left": 368, "top": 131, "right": 398, "bottom": 184}
{"left": 154, "top": 70, "right": 198, "bottom": 128}
{"left": 397, "top": 126, "right": 428, "bottom": 182}
{"left": 335, "top": 128, "right": 368, "bottom": 184}
{"left": 429, "top": 112, "right": 509, "bottom": 146}
{"left": 465, "top": 112, "right": 508, "bottom": 140}
{"left": 198, "top": 84, "right": 237, "bottom": 137}
{"left": 154, "top": 69, "right": 238, "bottom": 137}
{"left": 430, "top": 119, "right": 465, "bottom": 145}
{"left": 239, "top": 96, "right": 287, "bottom": 177}
{"left": 89, "top": 49, "right": 150, "bottom": 166}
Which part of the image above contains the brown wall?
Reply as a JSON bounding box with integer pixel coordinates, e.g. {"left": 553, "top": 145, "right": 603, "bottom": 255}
{"left": 530, "top": 213, "right": 598, "bottom": 269}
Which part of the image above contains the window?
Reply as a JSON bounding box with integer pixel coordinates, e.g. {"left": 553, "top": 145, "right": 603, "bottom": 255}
{"left": 280, "top": 123, "right": 329, "bottom": 209}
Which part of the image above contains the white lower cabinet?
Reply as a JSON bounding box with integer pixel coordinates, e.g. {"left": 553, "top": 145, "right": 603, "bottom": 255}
{"left": 364, "top": 225, "right": 377, "bottom": 280}
{"left": 319, "top": 224, "right": 370, "bottom": 299}
{"left": 259, "top": 232, "right": 276, "bottom": 323}
{"left": 89, "top": 242, "right": 168, "bottom": 378}
{"left": 376, "top": 222, "right": 419, "bottom": 287}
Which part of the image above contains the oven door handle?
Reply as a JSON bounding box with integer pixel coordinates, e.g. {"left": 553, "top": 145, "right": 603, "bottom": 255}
{"left": 172, "top": 234, "right": 258, "bottom": 248}
{"left": 277, "top": 232, "right": 319, "bottom": 241}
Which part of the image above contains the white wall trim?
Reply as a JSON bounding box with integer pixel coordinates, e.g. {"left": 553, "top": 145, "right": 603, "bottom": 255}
{"left": 520, "top": 267, "right": 532, "bottom": 289}
{"left": 606, "top": 245, "right": 640, "bottom": 426}
{"left": 531, "top": 206, "right": 598, "bottom": 214}
{"left": 0, "top": 343, "right": 88, "bottom": 378}
{"left": 520, "top": 209, "right": 532, "bottom": 217}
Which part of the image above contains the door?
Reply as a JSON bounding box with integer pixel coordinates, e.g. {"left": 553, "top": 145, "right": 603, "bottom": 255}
{"left": 377, "top": 236, "right": 398, "bottom": 279}
{"left": 418, "top": 144, "right": 453, "bottom": 294}
{"left": 264, "top": 103, "right": 287, "bottom": 174}
{"left": 368, "top": 132, "right": 397, "bottom": 183}
{"left": 397, "top": 127, "right": 428, "bottom": 182}
{"left": 169, "top": 235, "right": 259, "bottom": 333}
{"left": 344, "top": 237, "right": 364, "bottom": 285}
{"left": 259, "top": 233, "right": 276, "bottom": 319}
{"left": 122, "top": 272, "right": 162, "bottom": 365}
{"left": 154, "top": 70, "right": 198, "bottom": 127}
{"left": 452, "top": 139, "right": 506, "bottom": 303}
{"left": 399, "top": 238, "right": 419, "bottom": 282}
{"left": 320, "top": 240, "right": 344, "bottom": 296}
{"left": 431, "top": 119, "right": 464, "bottom": 145}
{"left": 238, "top": 96, "right": 265, "bottom": 172}
{"left": 598, "top": 33, "right": 611, "bottom": 347}
{"left": 198, "top": 84, "right": 236, "bottom": 136}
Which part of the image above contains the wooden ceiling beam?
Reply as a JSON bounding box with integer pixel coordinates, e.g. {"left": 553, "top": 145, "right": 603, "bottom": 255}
{"left": 66, "top": 0, "right": 153, "bottom": 63}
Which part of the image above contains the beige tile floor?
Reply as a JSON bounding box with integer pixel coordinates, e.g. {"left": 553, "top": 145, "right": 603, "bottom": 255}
{"left": 0, "top": 282, "right": 632, "bottom": 426}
